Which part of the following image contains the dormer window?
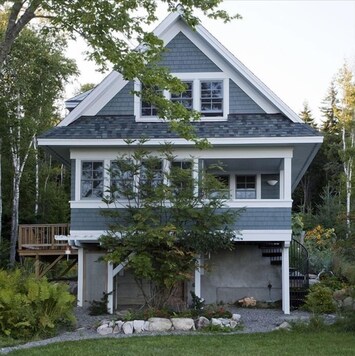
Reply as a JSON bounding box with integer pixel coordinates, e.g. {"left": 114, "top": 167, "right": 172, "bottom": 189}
{"left": 135, "top": 73, "right": 229, "bottom": 121}
{"left": 171, "top": 81, "right": 193, "bottom": 110}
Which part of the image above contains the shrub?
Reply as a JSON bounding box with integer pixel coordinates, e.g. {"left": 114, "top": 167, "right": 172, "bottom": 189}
{"left": 304, "top": 283, "right": 336, "bottom": 314}
{"left": 202, "top": 304, "right": 232, "bottom": 319}
{"left": 88, "top": 293, "right": 109, "bottom": 316}
{"left": 0, "top": 269, "right": 75, "bottom": 339}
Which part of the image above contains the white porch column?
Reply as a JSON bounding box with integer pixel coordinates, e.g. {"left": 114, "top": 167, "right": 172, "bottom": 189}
{"left": 194, "top": 255, "right": 202, "bottom": 298}
{"left": 77, "top": 247, "right": 84, "bottom": 307}
{"left": 283, "top": 157, "right": 292, "bottom": 200}
{"left": 282, "top": 241, "right": 290, "bottom": 314}
{"left": 107, "top": 262, "right": 114, "bottom": 314}
{"left": 192, "top": 158, "right": 199, "bottom": 197}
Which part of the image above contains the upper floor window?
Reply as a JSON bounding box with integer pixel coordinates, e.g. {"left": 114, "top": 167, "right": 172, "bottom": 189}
{"left": 135, "top": 74, "right": 229, "bottom": 122}
{"left": 110, "top": 160, "right": 134, "bottom": 199}
{"left": 201, "top": 81, "right": 223, "bottom": 117}
{"left": 235, "top": 175, "right": 256, "bottom": 199}
{"left": 141, "top": 86, "right": 162, "bottom": 117}
{"left": 171, "top": 81, "right": 193, "bottom": 110}
{"left": 81, "top": 161, "right": 104, "bottom": 199}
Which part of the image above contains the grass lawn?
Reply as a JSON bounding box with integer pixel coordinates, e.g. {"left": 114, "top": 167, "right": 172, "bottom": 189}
{"left": 6, "top": 331, "right": 355, "bottom": 356}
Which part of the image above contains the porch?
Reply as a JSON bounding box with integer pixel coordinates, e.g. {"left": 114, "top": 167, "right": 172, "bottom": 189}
{"left": 18, "top": 223, "right": 78, "bottom": 278}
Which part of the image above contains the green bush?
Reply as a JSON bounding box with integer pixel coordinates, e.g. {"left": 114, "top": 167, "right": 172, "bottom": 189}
{"left": 304, "top": 283, "right": 336, "bottom": 314}
{"left": 0, "top": 269, "right": 75, "bottom": 339}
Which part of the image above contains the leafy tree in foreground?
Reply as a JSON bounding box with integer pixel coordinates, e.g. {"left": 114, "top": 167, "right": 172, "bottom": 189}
{"left": 100, "top": 142, "right": 241, "bottom": 308}
{"left": 0, "top": 25, "right": 77, "bottom": 265}
{"left": 0, "top": 1, "right": 240, "bottom": 142}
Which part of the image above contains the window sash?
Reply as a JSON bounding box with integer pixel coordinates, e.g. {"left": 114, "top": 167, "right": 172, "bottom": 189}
{"left": 171, "top": 81, "right": 193, "bottom": 110}
{"left": 200, "top": 80, "right": 223, "bottom": 116}
{"left": 81, "top": 161, "right": 104, "bottom": 199}
{"left": 235, "top": 175, "right": 256, "bottom": 199}
{"left": 110, "top": 160, "right": 134, "bottom": 199}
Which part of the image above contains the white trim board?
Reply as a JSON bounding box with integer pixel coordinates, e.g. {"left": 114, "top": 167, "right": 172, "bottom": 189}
{"left": 39, "top": 136, "right": 323, "bottom": 147}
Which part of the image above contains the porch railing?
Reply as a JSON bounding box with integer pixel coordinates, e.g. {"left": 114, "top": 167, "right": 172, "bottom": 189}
{"left": 18, "top": 224, "right": 69, "bottom": 250}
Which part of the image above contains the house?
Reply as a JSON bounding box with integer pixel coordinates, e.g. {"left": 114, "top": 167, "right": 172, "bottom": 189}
{"left": 38, "top": 11, "right": 322, "bottom": 315}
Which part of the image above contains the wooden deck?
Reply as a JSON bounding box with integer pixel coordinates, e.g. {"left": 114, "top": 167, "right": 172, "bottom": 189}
{"left": 18, "top": 223, "right": 75, "bottom": 256}
{"left": 18, "top": 224, "right": 77, "bottom": 278}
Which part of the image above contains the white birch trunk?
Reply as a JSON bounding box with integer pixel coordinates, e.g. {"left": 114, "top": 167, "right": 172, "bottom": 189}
{"left": 34, "top": 136, "right": 39, "bottom": 217}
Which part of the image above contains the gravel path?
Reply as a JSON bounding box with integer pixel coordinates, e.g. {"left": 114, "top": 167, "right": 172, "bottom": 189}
{"left": 0, "top": 306, "right": 315, "bottom": 354}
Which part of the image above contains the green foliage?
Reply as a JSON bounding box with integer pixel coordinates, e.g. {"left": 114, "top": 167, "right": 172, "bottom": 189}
{"left": 190, "top": 291, "right": 205, "bottom": 313}
{"left": 100, "top": 143, "right": 240, "bottom": 308}
{"left": 304, "top": 224, "right": 336, "bottom": 273}
{"left": 202, "top": 304, "right": 232, "bottom": 319}
{"left": 88, "top": 293, "right": 109, "bottom": 316}
{"left": 304, "top": 283, "right": 336, "bottom": 314}
{"left": 198, "top": 324, "right": 234, "bottom": 333}
{"left": 0, "top": 269, "right": 75, "bottom": 339}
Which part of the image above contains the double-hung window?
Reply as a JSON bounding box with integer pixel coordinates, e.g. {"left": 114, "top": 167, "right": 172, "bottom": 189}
{"left": 170, "top": 160, "right": 193, "bottom": 195}
{"left": 200, "top": 80, "right": 223, "bottom": 117}
{"left": 81, "top": 161, "right": 104, "bottom": 199}
{"left": 235, "top": 175, "right": 256, "bottom": 199}
{"left": 110, "top": 160, "right": 134, "bottom": 199}
{"left": 171, "top": 81, "right": 193, "bottom": 110}
{"left": 141, "top": 85, "right": 163, "bottom": 117}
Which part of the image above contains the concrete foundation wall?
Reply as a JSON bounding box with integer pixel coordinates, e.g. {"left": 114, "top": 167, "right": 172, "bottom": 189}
{"left": 83, "top": 250, "right": 107, "bottom": 306}
{"left": 201, "top": 245, "right": 282, "bottom": 304}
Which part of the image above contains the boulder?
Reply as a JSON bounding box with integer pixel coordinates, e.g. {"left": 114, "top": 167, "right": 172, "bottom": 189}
{"left": 230, "top": 320, "right": 239, "bottom": 329}
{"left": 238, "top": 297, "right": 257, "bottom": 307}
{"left": 97, "top": 324, "right": 113, "bottom": 335}
{"left": 147, "top": 317, "right": 172, "bottom": 332}
{"left": 196, "top": 316, "right": 210, "bottom": 329}
{"left": 274, "top": 321, "right": 291, "bottom": 331}
{"left": 100, "top": 319, "right": 111, "bottom": 326}
{"left": 113, "top": 320, "right": 124, "bottom": 334}
{"left": 143, "top": 320, "right": 150, "bottom": 331}
{"left": 343, "top": 296, "right": 354, "bottom": 310}
{"left": 211, "top": 318, "right": 222, "bottom": 326}
{"left": 133, "top": 320, "right": 145, "bottom": 333}
{"left": 220, "top": 318, "right": 231, "bottom": 327}
{"left": 122, "top": 321, "right": 134, "bottom": 334}
{"left": 171, "top": 318, "right": 195, "bottom": 331}
{"left": 232, "top": 313, "right": 242, "bottom": 322}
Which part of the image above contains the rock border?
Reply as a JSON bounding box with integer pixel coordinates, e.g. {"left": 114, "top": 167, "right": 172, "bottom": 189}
{"left": 97, "top": 314, "right": 242, "bottom": 335}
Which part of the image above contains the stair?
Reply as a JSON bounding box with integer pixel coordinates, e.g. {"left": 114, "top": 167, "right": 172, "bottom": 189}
{"left": 259, "top": 240, "right": 310, "bottom": 308}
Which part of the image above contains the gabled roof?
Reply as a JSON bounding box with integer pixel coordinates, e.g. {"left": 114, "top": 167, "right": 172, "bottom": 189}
{"left": 58, "top": 11, "right": 302, "bottom": 127}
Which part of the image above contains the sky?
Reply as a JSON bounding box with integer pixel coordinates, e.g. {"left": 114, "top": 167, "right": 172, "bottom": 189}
{"left": 66, "top": 0, "right": 355, "bottom": 124}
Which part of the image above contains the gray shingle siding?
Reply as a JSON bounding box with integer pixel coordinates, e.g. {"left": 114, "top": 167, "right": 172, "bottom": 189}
{"left": 97, "top": 82, "right": 134, "bottom": 116}
{"left": 70, "top": 207, "right": 291, "bottom": 231}
{"left": 160, "top": 32, "right": 221, "bottom": 73}
{"left": 229, "top": 80, "right": 265, "bottom": 114}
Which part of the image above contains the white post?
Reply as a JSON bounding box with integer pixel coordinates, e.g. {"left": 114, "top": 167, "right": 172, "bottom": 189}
{"left": 194, "top": 255, "right": 201, "bottom": 298}
{"left": 192, "top": 158, "right": 199, "bottom": 197}
{"left": 77, "top": 247, "right": 84, "bottom": 307}
{"left": 283, "top": 157, "right": 292, "bottom": 200}
{"left": 107, "top": 262, "right": 114, "bottom": 314}
{"left": 282, "top": 241, "right": 290, "bottom": 314}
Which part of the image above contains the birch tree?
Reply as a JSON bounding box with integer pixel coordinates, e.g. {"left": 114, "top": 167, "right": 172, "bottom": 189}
{"left": 0, "top": 26, "right": 77, "bottom": 265}
{"left": 335, "top": 64, "right": 355, "bottom": 238}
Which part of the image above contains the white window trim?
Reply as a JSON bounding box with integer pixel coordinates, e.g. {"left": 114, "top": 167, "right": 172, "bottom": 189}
{"left": 134, "top": 72, "right": 229, "bottom": 122}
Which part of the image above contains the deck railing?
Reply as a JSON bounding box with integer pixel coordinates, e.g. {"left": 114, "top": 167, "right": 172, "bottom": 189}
{"left": 18, "top": 224, "right": 69, "bottom": 250}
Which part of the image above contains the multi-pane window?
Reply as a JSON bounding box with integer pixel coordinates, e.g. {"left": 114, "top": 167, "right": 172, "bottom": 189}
{"left": 235, "top": 175, "right": 256, "bottom": 199}
{"left": 141, "top": 85, "right": 162, "bottom": 117}
{"left": 200, "top": 80, "right": 223, "bottom": 117}
{"left": 110, "top": 160, "right": 134, "bottom": 199}
{"left": 171, "top": 161, "right": 193, "bottom": 195}
{"left": 171, "top": 82, "right": 193, "bottom": 110}
{"left": 140, "top": 160, "right": 163, "bottom": 192}
{"left": 81, "top": 161, "right": 104, "bottom": 199}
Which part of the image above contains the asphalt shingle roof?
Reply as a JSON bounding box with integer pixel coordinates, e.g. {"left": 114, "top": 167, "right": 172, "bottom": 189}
{"left": 40, "top": 114, "right": 321, "bottom": 140}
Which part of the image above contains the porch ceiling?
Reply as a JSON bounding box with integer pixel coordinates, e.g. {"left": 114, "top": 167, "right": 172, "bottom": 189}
{"left": 204, "top": 158, "right": 282, "bottom": 173}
